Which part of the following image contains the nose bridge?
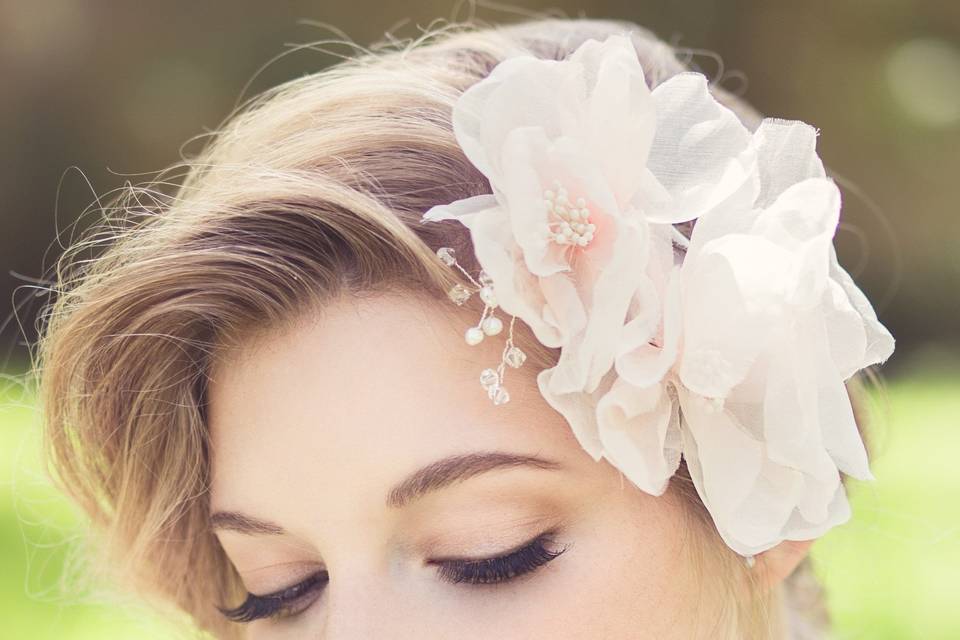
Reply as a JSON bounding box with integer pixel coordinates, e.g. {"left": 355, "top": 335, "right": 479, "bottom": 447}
{"left": 320, "top": 568, "right": 408, "bottom": 640}
{"left": 311, "top": 512, "right": 437, "bottom": 639}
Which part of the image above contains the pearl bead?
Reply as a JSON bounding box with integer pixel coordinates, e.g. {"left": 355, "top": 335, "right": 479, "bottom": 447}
{"left": 481, "top": 316, "right": 504, "bottom": 336}
{"left": 464, "top": 326, "right": 484, "bottom": 345}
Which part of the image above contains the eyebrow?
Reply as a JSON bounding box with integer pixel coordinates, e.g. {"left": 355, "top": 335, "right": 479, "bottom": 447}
{"left": 209, "top": 451, "right": 563, "bottom": 536}
{"left": 210, "top": 510, "right": 285, "bottom": 535}
{"left": 386, "top": 451, "right": 562, "bottom": 509}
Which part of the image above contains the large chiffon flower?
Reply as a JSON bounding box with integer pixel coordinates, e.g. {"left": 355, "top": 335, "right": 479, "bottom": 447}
{"left": 595, "top": 120, "right": 895, "bottom": 555}
{"left": 423, "top": 34, "right": 653, "bottom": 397}
{"left": 422, "top": 33, "right": 895, "bottom": 557}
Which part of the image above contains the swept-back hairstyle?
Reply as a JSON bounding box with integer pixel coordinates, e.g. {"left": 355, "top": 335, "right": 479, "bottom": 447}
{"left": 37, "top": 17, "right": 864, "bottom": 639}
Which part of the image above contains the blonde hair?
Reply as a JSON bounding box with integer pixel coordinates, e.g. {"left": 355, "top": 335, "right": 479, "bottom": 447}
{"left": 36, "top": 17, "right": 868, "bottom": 639}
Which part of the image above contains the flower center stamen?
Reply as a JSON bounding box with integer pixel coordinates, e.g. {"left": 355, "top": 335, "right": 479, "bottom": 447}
{"left": 544, "top": 179, "right": 596, "bottom": 248}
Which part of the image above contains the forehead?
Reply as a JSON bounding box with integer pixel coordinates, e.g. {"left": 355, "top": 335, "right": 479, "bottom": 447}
{"left": 206, "top": 293, "right": 579, "bottom": 530}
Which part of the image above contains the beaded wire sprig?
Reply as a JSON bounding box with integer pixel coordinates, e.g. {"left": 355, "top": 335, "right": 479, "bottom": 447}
{"left": 436, "top": 247, "right": 527, "bottom": 405}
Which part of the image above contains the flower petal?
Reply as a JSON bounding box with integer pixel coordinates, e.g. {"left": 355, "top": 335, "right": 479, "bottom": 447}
{"left": 452, "top": 33, "right": 656, "bottom": 203}
{"left": 616, "top": 222, "right": 676, "bottom": 358}
{"left": 804, "top": 308, "right": 874, "bottom": 480}
{"left": 760, "top": 332, "right": 841, "bottom": 484}
{"left": 596, "top": 377, "right": 682, "bottom": 495}
{"left": 452, "top": 56, "right": 574, "bottom": 182}
{"left": 752, "top": 118, "right": 826, "bottom": 209}
{"left": 679, "top": 385, "right": 851, "bottom": 555}
{"left": 497, "top": 127, "right": 570, "bottom": 277}
{"left": 821, "top": 278, "right": 870, "bottom": 379}
{"left": 642, "top": 72, "right": 756, "bottom": 223}
{"left": 537, "top": 366, "right": 616, "bottom": 460}
{"left": 750, "top": 178, "right": 842, "bottom": 307}
{"left": 678, "top": 386, "right": 764, "bottom": 519}
{"left": 573, "top": 34, "right": 657, "bottom": 205}
{"left": 616, "top": 264, "right": 682, "bottom": 388}
{"left": 828, "top": 246, "right": 896, "bottom": 368}
{"left": 539, "top": 271, "right": 588, "bottom": 347}
{"left": 679, "top": 178, "right": 843, "bottom": 398}
{"left": 546, "top": 214, "right": 650, "bottom": 394}
{"left": 817, "top": 370, "right": 873, "bottom": 481}
{"left": 678, "top": 237, "right": 782, "bottom": 398}
{"left": 465, "top": 205, "right": 566, "bottom": 348}
{"left": 421, "top": 193, "right": 500, "bottom": 224}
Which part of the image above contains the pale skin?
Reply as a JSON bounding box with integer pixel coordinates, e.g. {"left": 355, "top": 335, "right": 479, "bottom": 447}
{"left": 208, "top": 293, "right": 812, "bottom": 639}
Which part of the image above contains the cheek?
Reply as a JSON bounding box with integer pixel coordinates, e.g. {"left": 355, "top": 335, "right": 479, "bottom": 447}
{"left": 541, "top": 487, "right": 699, "bottom": 638}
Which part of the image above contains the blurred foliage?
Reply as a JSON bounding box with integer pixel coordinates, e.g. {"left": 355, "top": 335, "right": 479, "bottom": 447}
{"left": 0, "top": 0, "right": 959, "bottom": 369}
{"left": 1, "top": 372, "right": 957, "bottom": 638}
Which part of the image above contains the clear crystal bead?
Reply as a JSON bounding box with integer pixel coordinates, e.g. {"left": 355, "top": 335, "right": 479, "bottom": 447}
{"left": 447, "top": 283, "right": 471, "bottom": 305}
{"left": 479, "top": 368, "right": 499, "bottom": 388}
{"left": 489, "top": 385, "right": 510, "bottom": 405}
{"left": 504, "top": 346, "right": 527, "bottom": 368}
{"left": 437, "top": 247, "right": 456, "bottom": 266}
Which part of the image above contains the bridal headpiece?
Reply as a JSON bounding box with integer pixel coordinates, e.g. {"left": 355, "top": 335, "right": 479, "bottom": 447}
{"left": 421, "top": 34, "right": 895, "bottom": 558}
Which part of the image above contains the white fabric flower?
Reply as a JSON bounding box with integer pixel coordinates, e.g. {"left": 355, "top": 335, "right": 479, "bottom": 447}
{"left": 595, "top": 120, "right": 895, "bottom": 556}
{"left": 422, "top": 33, "right": 895, "bottom": 557}
{"left": 422, "top": 35, "right": 658, "bottom": 399}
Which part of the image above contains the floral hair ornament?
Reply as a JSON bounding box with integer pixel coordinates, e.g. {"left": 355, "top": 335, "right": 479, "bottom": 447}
{"left": 421, "top": 33, "right": 895, "bottom": 558}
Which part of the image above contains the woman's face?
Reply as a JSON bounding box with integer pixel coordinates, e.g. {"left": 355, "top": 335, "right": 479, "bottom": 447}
{"left": 208, "top": 293, "right": 719, "bottom": 639}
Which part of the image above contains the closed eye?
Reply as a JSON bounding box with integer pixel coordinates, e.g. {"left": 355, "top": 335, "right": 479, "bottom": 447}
{"left": 217, "top": 571, "right": 328, "bottom": 623}
{"left": 429, "top": 529, "right": 570, "bottom": 585}
{"left": 217, "top": 529, "right": 570, "bottom": 624}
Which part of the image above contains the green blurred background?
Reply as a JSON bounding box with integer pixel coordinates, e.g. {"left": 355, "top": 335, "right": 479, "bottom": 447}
{"left": 1, "top": 0, "right": 957, "bottom": 638}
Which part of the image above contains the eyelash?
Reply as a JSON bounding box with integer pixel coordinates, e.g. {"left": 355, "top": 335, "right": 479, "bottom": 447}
{"left": 217, "top": 570, "right": 328, "bottom": 623}
{"left": 218, "top": 530, "right": 569, "bottom": 624}
{"left": 431, "top": 530, "right": 569, "bottom": 585}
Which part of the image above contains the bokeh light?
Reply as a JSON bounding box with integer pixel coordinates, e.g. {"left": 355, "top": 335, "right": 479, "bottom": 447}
{"left": 886, "top": 37, "right": 960, "bottom": 128}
